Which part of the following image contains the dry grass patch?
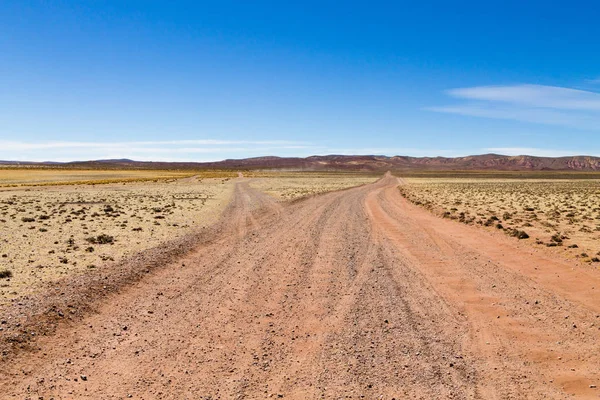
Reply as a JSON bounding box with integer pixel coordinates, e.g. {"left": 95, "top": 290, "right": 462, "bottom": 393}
{"left": 0, "top": 168, "right": 237, "bottom": 187}
{"left": 247, "top": 171, "right": 379, "bottom": 200}
{"left": 400, "top": 178, "right": 600, "bottom": 263}
{"left": 0, "top": 170, "right": 379, "bottom": 304}
{"left": 0, "top": 175, "right": 235, "bottom": 304}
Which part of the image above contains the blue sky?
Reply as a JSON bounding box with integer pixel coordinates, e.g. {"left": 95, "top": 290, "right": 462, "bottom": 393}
{"left": 1, "top": 1, "right": 600, "bottom": 161}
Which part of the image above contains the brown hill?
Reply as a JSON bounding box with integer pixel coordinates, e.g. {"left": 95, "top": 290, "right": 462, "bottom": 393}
{"left": 3, "top": 154, "right": 600, "bottom": 172}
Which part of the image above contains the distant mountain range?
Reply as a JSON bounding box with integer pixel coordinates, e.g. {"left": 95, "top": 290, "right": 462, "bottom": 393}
{"left": 3, "top": 154, "right": 600, "bottom": 171}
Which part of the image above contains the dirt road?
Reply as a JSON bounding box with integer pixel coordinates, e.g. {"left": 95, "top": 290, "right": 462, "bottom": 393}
{"left": 1, "top": 174, "right": 599, "bottom": 399}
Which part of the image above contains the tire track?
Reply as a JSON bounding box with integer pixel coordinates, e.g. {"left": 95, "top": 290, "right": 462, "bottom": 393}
{"left": 1, "top": 174, "right": 599, "bottom": 399}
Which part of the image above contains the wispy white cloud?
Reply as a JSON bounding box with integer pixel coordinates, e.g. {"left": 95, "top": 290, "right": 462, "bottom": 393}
{"left": 426, "top": 104, "right": 600, "bottom": 130}
{"left": 0, "top": 139, "right": 308, "bottom": 151}
{"left": 0, "top": 139, "right": 316, "bottom": 162}
{"left": 3, "top": 139, "right": 592, "bottom": 162}
{"left": 0, "top": 140, "right": 486, "bottom": 162}
{"left": 448, "top": 84, "right": 600, "bottom": 110}
{"left": 428, "top": 84, "right": 600, "bottom": 130}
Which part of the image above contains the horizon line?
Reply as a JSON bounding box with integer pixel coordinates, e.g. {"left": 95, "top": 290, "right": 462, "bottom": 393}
{"left": 1, "top": 152, "right": 599, "bottom": 164}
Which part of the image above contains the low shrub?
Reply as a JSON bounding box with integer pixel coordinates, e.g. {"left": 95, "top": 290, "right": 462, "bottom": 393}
{"left": 86, "top": 234, "right": 115, "bottom": 244}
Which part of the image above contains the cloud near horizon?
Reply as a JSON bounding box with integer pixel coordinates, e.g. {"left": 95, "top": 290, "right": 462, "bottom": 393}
{"left": 2, "top": 140, "right": 474, "bottom": 162}
{"left": 0, "top": 139, "right": 317, "bottom": 163}
{"left": 0, "top": 139, "right": 309, "bottom": 151}
{"left": 428, "top": 84, "right": 600, "bottom": 130}
{"left": 0, "top": 140, "right": 595, "bottom": 163}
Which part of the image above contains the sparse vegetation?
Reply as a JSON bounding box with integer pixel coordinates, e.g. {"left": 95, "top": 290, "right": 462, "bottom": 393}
{"left": 400, "top": 178, "right": 600, "bottom": 261}
{"left": 510, "top": 229, "right": 530, "bottom": 239}
{"left": 0, "top": 269, "right": 12, "bottom": 279}
{"left": 0, "top": 172, "right": 236, "bottom": 303}
{"left": 0, "top": 169, "right": 375, "bottom": 304}
{"left": 86, "top": 234, "right": 115, "bottom": 245}
{"left": 0, "top": 168, "right": 237, "bottom": 187}
{"left": 247, "top": 172, "right": 378, "bottom": 200}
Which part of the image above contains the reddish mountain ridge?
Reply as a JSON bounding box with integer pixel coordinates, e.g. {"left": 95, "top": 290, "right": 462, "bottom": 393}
{"left": 3, "top": 154, "right": 600, "bottom": 171}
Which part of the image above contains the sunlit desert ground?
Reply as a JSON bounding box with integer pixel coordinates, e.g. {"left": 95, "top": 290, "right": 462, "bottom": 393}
{"left": 0, "top": 168, "right": 201, "bottom": 186}
{"left": 247, "top": 171, "right": 378, "bottom": 200}
{"left": 400, "top": 177, "right": 600, "bottom": 264}
{"left": 0, "top": 169, "right": 378, "bottom": 304}
{"left": 2, "top": 170, "right": 600, "bottom": 399}
{"left": 0, "top": 173, "right": 237, "bottom": 304}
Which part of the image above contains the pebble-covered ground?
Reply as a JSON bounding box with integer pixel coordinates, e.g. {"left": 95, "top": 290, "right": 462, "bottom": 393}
{"left": 248, "top": 172, "right": 379, "bottom": 200}
{"left": 0, "top": 176, "right": 235, "bottom": 303}
{"left": 400, "top": 178, "right": 600, "bottom": 264}
{"left": 0, "top": 171, "right": 380, "bottom": 304}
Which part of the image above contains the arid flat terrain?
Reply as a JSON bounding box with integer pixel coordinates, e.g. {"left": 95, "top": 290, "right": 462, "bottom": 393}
{"left": 400, "top": 177, "right": 600, "bottom": 264}
{"left": 0, "top": 174, "right": 235, "bottom": 304}
{"left": 0, "top": 171, "right": 378, "bottom": 304}
{"left": 0, "top": 172, "right": 599, "bottom": 399}
{"left": 247, "top": 172, "right": 378, "bottom": 200}
{"left": 0, "top": 168, "right": 200, "bottom": 186}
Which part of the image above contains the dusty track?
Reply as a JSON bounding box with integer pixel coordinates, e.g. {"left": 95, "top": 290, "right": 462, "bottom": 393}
{"left": 1, "top": 174, "right": 599, "bottom": 399}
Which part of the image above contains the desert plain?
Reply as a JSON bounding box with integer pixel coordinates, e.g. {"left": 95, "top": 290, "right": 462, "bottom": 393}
{"left": 399, "top": 176, "right": 600, "bottom": 263}
{"left": 0, "top": 167, "right": 599, "bottom": 399}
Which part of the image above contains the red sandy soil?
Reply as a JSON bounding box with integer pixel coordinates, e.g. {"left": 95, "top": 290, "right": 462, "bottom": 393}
{"left": 1, "top": 174, "right": 599, "bottom": 399}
